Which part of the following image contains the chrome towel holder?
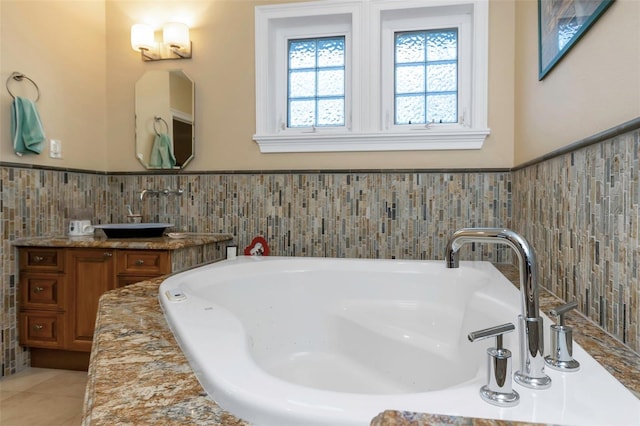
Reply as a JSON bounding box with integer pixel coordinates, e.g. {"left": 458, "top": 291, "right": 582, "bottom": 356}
{"left": 153, "top": 116, "right": 169, "bottom": 136}
{"left": 6, "top": 71, "right": 40, "bottom": 102}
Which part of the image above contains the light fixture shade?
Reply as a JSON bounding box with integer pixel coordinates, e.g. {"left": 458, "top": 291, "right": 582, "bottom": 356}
{"left": 163, "top": 22, "right": 190, "bottom": 49}
{"left": 131, "top": 24, "right": 155, "bottom": 51}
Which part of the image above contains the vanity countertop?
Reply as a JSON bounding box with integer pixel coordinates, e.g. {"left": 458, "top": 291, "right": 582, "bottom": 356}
{"left": 81, "top": 264, "right": 640, "bottom": 426}
{"left": 13, "top": 233, "right": 233, "bottom": 250}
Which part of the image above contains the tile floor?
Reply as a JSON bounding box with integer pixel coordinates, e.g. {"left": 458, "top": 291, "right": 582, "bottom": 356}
{"left": 0, "top": 368, "right": 87, "bottom": 426}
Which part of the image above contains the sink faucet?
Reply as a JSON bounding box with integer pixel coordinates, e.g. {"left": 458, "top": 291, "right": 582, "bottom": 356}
{"left": 445, "top": 228, "right": 552, "bottom": 390}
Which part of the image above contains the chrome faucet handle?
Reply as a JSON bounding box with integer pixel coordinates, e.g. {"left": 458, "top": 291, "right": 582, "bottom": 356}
{"left": 545, "top": 300, "right": 580, "bottom": 371}
{"left": 468, "top": 323, "right": 519, "bottom": 407}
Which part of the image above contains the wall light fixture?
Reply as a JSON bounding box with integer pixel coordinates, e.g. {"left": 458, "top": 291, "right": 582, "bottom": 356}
{"left": 131, "top": 22, "right": 192, "bottom": 61}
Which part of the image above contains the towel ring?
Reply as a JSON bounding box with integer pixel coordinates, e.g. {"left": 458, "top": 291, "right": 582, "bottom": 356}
{"left": 153, "top": 116, "right": 169, "bottom": 136}
{"left": 6, "top": 72, "right": 40, "bottom": 102}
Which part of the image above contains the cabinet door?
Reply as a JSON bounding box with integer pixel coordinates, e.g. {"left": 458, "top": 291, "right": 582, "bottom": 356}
{"left": 66, "top": 249, "right": 115, "bottom": 351}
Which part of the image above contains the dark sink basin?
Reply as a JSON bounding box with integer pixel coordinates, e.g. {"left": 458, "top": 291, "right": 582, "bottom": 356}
{"left": 94, "top": 223, "right": 173, "bottom": 238}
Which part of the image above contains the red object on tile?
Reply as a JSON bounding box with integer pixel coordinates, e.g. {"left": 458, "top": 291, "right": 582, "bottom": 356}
{"left": 244, "top": 236, "right": 270, "bottom": 256}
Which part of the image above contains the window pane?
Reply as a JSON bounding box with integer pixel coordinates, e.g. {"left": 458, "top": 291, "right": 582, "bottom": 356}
{"left": 395, "top": 29, "right": 457, "bottom": 126}
{"left": 289, "top": 40, "right": 316, "bottom": 69}
{"left": 396, "top": 95, "right": 425, "bottom": 125}
{"left": 289, "top": 100, "right": 315, "bottom": 127}
{"left": 317, "top": 38, "right": 344, "bottom": 67}
{"left": 396, "top": 64, "right": 425, "bottom": 94}
{"left": 318, "top": 69, "right": 344, "bottom": 97}
{"left": 426, "top": 30, "right": 457, "bottom": 61}
{"left": 395, "top": 32, "right": 425, "bottom": 63}
{"left": 289, "top": 70, "right": 316, "bottom": 98}
{"left": 426, "top": 63, "right": 457, "bottom": 92}
{"left": 288, "top": 36, "right": 346, "bottom": 128}
{"left": 318, "top": 99, "right": 344, "bottom": 126}
{"left": 427, "top": 94, "right": 457, "bottom": 123}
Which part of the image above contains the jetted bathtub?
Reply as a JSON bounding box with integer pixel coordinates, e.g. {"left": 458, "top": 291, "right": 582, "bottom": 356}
{"left": 159, "top": 256, "right": 640, "bottom": 426}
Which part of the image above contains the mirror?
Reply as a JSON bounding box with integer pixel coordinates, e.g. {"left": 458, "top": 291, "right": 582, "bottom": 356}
{"left": 135, "top": 70, "right": 194, "bottom": 169}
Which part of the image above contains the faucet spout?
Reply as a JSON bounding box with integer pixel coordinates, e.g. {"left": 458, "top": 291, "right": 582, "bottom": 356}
{"left": 445, "top": 228, "right": 538, "bottom": 318}
{"left": 445, "top": 227, "right": 551, "bottom": 390}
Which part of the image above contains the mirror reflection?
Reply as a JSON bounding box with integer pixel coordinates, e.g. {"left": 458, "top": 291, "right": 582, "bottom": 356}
{"left": 135, "top": 70, "right": 194, "bottom": 169}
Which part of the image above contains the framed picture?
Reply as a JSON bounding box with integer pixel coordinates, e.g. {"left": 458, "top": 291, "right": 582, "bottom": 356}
{"left": 538, "top": 0, "right": 614, "bottom": 80}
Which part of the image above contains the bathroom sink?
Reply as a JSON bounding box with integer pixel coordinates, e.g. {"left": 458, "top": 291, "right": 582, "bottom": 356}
{"left": 94, "top": 223, "right": 173, "bottom": 238}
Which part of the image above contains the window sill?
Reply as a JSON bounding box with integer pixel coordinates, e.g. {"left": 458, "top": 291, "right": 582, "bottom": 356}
{"left": 253, "top": 129, "right": 490, "bottom": 153}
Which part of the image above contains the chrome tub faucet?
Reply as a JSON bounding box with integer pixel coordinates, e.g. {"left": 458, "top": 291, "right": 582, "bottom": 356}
{"left": 445, "top": 228, "right": 552, "bottom": 390}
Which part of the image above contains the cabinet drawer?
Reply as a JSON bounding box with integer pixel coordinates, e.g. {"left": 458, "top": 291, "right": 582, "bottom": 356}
{"left": 116, "top": 250, "right": 169, "bottom": 275}
{"left": 19, "top": 312, "right": 64, "bottom": 348}
{"left": 20, "top": 249, "right": 65, "bottom": 272}
{"left": 20, "top": 273, "right": 65, "bottom": 310}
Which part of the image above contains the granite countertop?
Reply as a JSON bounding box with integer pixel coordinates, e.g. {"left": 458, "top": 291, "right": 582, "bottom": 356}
{"left": 81, "top": 264, "right": 640, "bottom": 426}
{"left": 13, "top": 233, "right": 233, "bottom": 250}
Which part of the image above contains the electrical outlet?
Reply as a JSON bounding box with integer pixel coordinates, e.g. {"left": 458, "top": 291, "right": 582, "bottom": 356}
{"left": 49, "top": 139, "right": 62, "bottom": 159}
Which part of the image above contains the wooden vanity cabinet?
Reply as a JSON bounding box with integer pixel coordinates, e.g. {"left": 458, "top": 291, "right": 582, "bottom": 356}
{"left": 66, "top": 249, "right": 116, "bottom": 352}
{"left": 18, "top": 248, "right": 66, "bottom": 349}
{"left": 18, "top": 247, "right": 171, "bottom": 369}
{"left": 115, "top": 250, "right": 170, "bottom": 288}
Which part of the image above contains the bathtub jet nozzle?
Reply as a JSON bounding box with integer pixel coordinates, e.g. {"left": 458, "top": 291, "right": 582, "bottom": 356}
{"left": 445, "top": 228, "right": 551, "bottom": 390}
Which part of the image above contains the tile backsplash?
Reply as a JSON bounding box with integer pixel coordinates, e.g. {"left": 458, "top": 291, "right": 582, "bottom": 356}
{"left": 513, "top": 129, "right": 639, "bottom": 351}
{"left": 1, "top": 121, "right": 638, "bottom": 376}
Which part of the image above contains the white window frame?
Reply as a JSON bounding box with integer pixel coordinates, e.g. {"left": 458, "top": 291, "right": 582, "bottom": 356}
{"left": 254, "top": 0, "right": 489, "bottom": 153}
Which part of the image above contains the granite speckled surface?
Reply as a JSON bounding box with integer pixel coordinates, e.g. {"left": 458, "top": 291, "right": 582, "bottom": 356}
{"left": 82, "top": 264, "right": 640, "bottom": 426}
{"left": 13, "top": 234, "right": 233, "bottom": 250}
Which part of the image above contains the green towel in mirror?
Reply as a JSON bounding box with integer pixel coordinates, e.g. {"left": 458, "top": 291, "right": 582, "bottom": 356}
{"left": 149, "top": 133, "right": 176, "bottom": 169}
{"left": 11, "top": 96, "right": 45, "bottom": 156}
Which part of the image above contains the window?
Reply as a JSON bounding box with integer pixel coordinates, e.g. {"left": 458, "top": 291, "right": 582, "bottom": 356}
{"left": 254, "top": 0, "right": 489, "bottom": 153}
{"left": 394, "top": 29, "right": 458, "bottom": 125}
{"left": 288, "top": 37, "right": 346, "bottom": 128}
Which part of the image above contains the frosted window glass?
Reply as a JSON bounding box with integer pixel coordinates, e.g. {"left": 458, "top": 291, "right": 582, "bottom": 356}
{"left": 318, "top": 39, "right": 345, "bottom": 67}
{"left": 395, "top": 33, "right": 425, "bottom": 63}
{"left": 289, "top": 71, "right": 316, "bottom": 98}
{"left": 426, "top": 63, "right": 457, "bottom": 92}
{"left": 427, "top": 94, "right": 457, "bottom": 123}
{"left": 396, "top": 65, "right": 425, "bottom": 94}
{"left": 288, "top": 36, "right": 345, "bottom": 128}
{"left": 394, "top": 29, "right": 458, "bottom": 125}
{"left": 289, "top": 100, "right": 315, "bottom": 127}
{"left": 426, "top": 31, "right": 457, "bottom": 61}
{"left": 289, "top": 40, "right": 316, "bottom": 69}
{"left": 318, "top": 70, "right": 344, "bottom": 97}
{"left": 396, "top": 95, "right": 426, "bottom": 125}
{"left": 318, "top": 99, "right": 345, "bottom": 126}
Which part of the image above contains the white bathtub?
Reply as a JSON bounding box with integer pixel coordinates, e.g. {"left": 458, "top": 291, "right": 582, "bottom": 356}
{"left": 159, "top": 257, "right": 640, "bottom": 426}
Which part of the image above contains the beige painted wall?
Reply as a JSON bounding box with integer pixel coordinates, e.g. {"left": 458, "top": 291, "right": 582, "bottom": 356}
{"left": 1, "top": 0, "right": 515, "bottom": 172}
{"left": 0, "top": 0, "right": 107, "bottom": 171}
{"left": 106, "top": 0, "right": 516, "bottom": 172}
{"left": 514, "top": 0, "right": 640, "bottom": 165}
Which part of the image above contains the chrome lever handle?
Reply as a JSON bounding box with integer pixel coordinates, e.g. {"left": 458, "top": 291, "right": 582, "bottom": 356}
{"left": 549, "top": 300, "right": 578, "bottom": 326}
{"left": 468, "top": 322, "right": 519, "bottom": 407}
{"left": 468, "top": 323, "right": 515, "bottom": 344}
{"left": 545, "top": 299, "right": 580, "bottom": 372}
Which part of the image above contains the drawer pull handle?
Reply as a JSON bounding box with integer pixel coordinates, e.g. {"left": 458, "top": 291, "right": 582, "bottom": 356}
{"left": 104, "top": 252, "right": 113, "bottom": 257}
{"left": 33, "top": 286, "right": 45, "bottom": 293}
{"left": 33, "top": 255, "right": 44, "bottom": 262}
{"left": 33, "top": 324, "right": 44, "bottom": 330}
{"left": 135, "top": 259, "right": 145, "bottom": 265}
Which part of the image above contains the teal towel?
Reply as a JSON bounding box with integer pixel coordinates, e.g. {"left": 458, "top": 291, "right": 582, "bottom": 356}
{"left": 149, "top": 133, "right": 176, "bottom": 168}
{"left": 11, "top": 96, "right": 45, "bottom": 156}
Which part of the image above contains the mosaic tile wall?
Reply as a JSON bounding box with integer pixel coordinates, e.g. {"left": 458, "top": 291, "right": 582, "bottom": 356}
{"left": 512, "top": 129, "right": 640, "bottom": 352}
{"left": 1, "top": 168, "right": 511, "bottom": 377}
{"left": 107, "top": 172, "right": 512, "bottom": 260}
{"left": 0, "top": 167, "right": 109, "bottom": 376}
{"left": 3, "top": 124, "right": 638, "bottom": 378}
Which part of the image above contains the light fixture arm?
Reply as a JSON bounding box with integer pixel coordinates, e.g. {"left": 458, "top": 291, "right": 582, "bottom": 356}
{"left": 131, "top": 22, "right": 192, "bottom": 62}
